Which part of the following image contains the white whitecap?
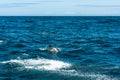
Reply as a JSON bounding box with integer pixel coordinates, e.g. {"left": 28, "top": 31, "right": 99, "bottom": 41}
{"left": 0, "top": 59, "right": 118, "bottom": 80}
{"left": 39, "top": 48, "right": 47, "bottom": 51}
{"left": 0, "top": 58, "right": 71, "bottom": 71}
{"left": 0, "top": 40, "right": 4, "bottom": 43}
{"left": 22, "top": 53, "right": 29, "bottom": 56}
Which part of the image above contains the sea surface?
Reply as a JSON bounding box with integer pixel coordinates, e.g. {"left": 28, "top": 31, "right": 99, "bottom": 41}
{"left": 0, "top": 16, "right": 120, "bottom": 80}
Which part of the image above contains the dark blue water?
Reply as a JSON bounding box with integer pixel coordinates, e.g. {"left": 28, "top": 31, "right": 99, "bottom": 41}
{"left": 0, "top": 16, "right": 120, "bottom": 80}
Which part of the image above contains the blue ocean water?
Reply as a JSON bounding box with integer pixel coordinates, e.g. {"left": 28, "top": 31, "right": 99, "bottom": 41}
{"left": 0, "top": 16, "right": 120, "bottom": 80}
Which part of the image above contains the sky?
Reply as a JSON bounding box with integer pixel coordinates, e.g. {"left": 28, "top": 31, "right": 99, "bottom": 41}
{"left": 0, "top": 0, "right": 120, "bottom": 16}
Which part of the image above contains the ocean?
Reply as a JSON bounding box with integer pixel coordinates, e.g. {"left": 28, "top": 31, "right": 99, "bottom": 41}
{"left": 0, "top": 16, "right": 120, "bottom": 80}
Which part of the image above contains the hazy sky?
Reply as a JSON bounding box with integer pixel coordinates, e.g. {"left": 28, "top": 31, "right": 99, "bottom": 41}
{"left": 0, "top": 0, "right": 120, "bottom": 16}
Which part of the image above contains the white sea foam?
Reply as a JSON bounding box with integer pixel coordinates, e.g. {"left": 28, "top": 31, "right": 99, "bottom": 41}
{"left": 79, "top": 73, "right": 118, "bottom": 80}
{"left": 60, "top": 70, "right": 118, "bottom": 80}
{"left": 0, "top": 40, "right": 4, "bottom": 43}
{"left": 0, "top": 58, "right": 71, "bottom": 71}
{"left": 39, "top": 48, "right": 46, "bottom": 51}
{"left": 0, "top": 59, "right": 118, "bottom": 80}
{"left": 22, "top": 53, "right": 29, "bottom": 56}
{"left": 57, "top": 68, "right": 118, "bottom": 80}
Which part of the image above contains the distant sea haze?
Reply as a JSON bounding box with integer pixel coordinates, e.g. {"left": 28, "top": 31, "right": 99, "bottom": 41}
{"left": 0, "top": 16, "right": 120, "bottom": 80}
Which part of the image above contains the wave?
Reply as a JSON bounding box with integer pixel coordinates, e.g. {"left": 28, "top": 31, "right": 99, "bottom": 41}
{"left": 0, "top": 58, "right": 119, "bottom": 80}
